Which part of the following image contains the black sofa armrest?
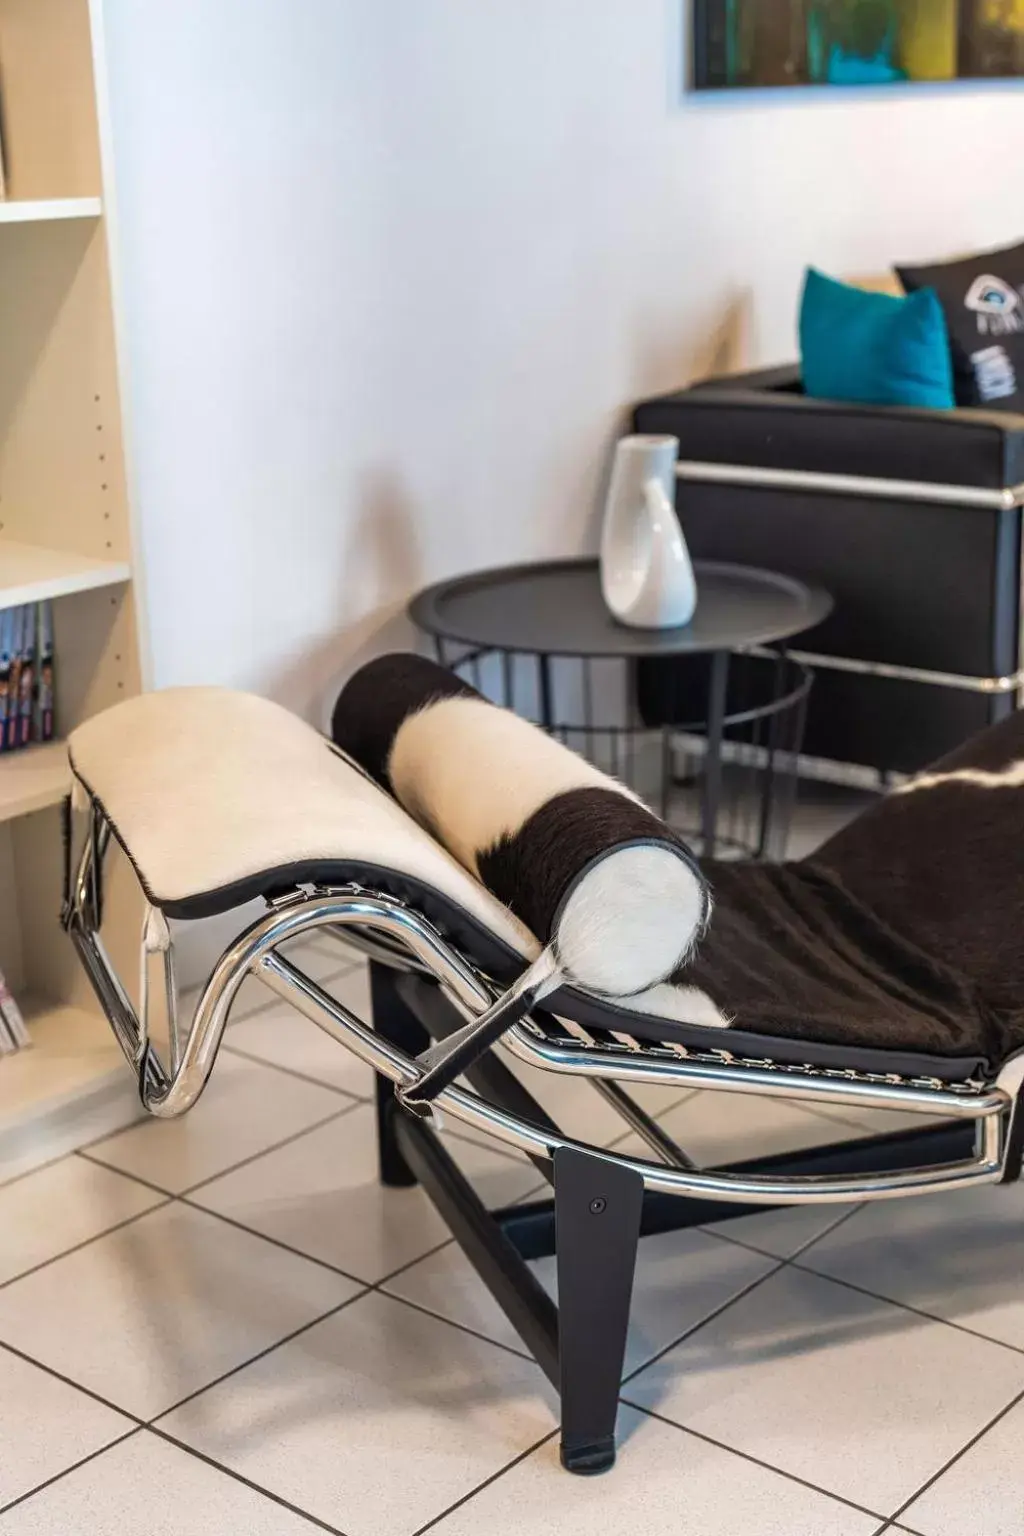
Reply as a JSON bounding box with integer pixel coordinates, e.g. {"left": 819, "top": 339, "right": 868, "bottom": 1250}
{"left": 635, "top": 367, "right": 1024, "bottom": 494}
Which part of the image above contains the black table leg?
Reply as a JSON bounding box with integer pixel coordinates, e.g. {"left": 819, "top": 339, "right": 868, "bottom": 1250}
{"left": 756, "top": 646, "right": 786, "bottom": 858}
{"left": 702, "top": 650, "right": 730, "bottom": 857}
{"left": 538, "top": 653, "right": 555, "bottom": 732}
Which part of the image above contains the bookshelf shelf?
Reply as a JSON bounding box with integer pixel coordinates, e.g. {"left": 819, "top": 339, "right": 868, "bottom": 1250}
{"left": 0, "top": 539, "right": 130, "bottom": 610}
{"left": 0, "top": 740, "right": 69, "bottom": 823}
{"left": 0, "top": 196, "right": 101, "bottom": 224}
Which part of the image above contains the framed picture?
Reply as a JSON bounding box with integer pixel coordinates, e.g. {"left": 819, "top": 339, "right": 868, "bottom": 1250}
{"left": 692, "top": 0, "right": 1024, "bottom": 90}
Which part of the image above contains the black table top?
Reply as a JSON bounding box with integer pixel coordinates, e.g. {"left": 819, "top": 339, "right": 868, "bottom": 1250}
{"left": 409, "top": 558, "right": 833, "bottom": 658}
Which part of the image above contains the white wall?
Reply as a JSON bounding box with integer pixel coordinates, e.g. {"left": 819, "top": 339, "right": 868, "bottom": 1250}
{"left": 102, "top": 0, "right": 1024, "bottom": 719}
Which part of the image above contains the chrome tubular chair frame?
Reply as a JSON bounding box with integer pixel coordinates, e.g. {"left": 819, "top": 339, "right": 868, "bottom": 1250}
{"left": 62, "top": 798, "right": 1024, "bottom": 1473}
{"left": 62, "top": 800, "right": 1023, "bottom": 1201}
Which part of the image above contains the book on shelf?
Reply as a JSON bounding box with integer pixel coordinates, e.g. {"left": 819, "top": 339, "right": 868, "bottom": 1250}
{"left": 0, "top": 600, "right": 56, "bottom": 753}
{"left": 0, "top": 966, "right": 30, "bottom": 1054}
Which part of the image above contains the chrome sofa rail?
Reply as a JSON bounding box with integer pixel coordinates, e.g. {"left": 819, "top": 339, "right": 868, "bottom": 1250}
{"left": 677, "top": 459, "right": 1024, "bottom": 512}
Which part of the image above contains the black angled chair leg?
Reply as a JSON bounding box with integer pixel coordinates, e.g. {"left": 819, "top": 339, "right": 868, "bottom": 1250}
{"left": 369, "top": 961, "right": 430, "bottom": 1188}
{"left": 554, "top": 1145, "right": 644, "bottom": 1474}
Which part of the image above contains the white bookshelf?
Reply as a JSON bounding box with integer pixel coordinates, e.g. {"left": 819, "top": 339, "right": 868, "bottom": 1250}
{"left": 0, "top": 0, "right": 146, "bottom": 1171}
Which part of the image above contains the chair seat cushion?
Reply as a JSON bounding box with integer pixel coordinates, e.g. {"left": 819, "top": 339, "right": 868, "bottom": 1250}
{"left": 68, "top": 687, "right": 537, "bottom": 949}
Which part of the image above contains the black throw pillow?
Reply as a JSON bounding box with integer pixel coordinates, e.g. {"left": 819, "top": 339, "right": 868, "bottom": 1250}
{"left": 897, "top": 241, "right": 1024, "bottom": 413}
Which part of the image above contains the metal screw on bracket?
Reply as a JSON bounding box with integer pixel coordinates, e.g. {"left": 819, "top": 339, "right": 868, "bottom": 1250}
{"left": 589, "top": 1197, "right": 607, "bottom": 1215}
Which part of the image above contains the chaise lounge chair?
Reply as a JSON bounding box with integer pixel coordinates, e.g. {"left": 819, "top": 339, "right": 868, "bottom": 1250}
{"left": 63, "top": 653, "right": 1024, "bottom": 1474}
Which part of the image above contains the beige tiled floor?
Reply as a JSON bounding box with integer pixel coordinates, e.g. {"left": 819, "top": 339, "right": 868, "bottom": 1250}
{"left": 2, "top": 946, "right": 1022, "bottom": 1536}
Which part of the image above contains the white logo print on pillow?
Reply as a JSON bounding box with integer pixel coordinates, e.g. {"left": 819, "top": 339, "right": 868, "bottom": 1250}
{"left": 965, "top": 275, "right": 1024, "bottom": 337}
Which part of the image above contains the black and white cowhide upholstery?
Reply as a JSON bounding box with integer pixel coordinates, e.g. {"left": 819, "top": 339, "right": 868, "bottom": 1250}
{"left": 685, "top": 704, "right": 1024, "bottom": 1068}
{"left": 334, "top": 654, "right": 1024, "bottom": 1072}
{"left": 67, "top": 653, "right": 1024, "bottom": 1074}
{"left": 331, "top": 654, "right": 709, "bottom": 999}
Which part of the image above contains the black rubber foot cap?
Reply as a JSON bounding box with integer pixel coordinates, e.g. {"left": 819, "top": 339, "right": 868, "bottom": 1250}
{"left": 560, "top": 1437, "right": 616, "bottom": 1475}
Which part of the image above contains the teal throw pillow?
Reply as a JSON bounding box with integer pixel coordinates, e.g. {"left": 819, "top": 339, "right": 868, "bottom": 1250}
{"left": 799, "top": 267, "right": 955, "bottom": 410}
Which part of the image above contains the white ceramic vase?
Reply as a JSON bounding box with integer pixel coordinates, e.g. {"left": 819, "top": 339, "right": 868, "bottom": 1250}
{"left": 600, "top": 434, "right": 696, "bottom": 630}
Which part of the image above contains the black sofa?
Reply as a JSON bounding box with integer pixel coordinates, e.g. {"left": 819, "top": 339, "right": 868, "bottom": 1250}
{"left": 633, "top": 365, "right": 1024, "bottom": 775}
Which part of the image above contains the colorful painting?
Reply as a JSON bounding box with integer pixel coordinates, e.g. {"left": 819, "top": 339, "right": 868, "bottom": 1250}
{"left": 693, "top": 0, "right": 1024, "bottom": 89}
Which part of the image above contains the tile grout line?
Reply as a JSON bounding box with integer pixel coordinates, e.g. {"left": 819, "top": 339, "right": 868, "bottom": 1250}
{"left": 373, "top": 1192, "right": 876, "bottom": 1396}
{"left": 4, "top": 1234, "right": 551, "bottom": 1515}
{"left": 620, "top": 1253, "right": 790, "bottom": 1386}
{"left": 621, "top": 1400, "right": 888, "bottom": 1524}
{"left": 368, "top": 1286, "right": 535, "bottom": 1369}
{"left": 883, "top": 1381, "right": 1024, "bottom": 1530}
{"left": 71, "top": 1152, "right": 194, "bottom": 1199}
{"left": 181, "top": 1101, "right": 364, "bottom": 1195}
{"left": 410, "top": 1430, "right": 560, "bottom": 1536}
{"left": 5, "top": 1046, "right": 970, "bottom": 1527}
{"left": 176, "top": 1194, "right": 371, "bottom": 1287}
{"left": 373, "top": 1233, "right": 464, "bottom": 1289}
{"left": 4, "top": 1207, "right": 1012, "bottom": 1536}
{"left": 8, "top": 1288, "right": 548, "bottom": 1533}
{"left": 0, "top": 1122, "right": 545, "bottom": 1378}
{"left": 0, "top": 1336, "right": 149, "bottom": 1426}
{"left": 786, "top": 1251, "right": 1024, "bottom": 1361}
{"left": 1, "top": 1205, "right": 969, "bottom": 1529}
{"left": 218, "top": 1040, "right": 370, "bottom": 1100}
{"left": 224, "top": 958, "right": 360, "bottom": 1027}
{"left": 0, "top": 1144, "right": 115, "bottom": 1195}
{"left": 693, "top": 1199, "right": 867, "bottom": 1265}
{"left": 0, "top": 1195, "right": 175, "bottom": 1293}
{"left": 0, "top": 1208, "right": 377, "bottom": 1411}
{"left": 0, "top": 1101, "right": 153, "bottom": 1190}
{"left": 0, "top": 1426, "right": 145, "bottom": 1518}
{"left": 363, "top": 1168, "right": 551, "bottom": 1292}
{"left": 0, "top": 1054, "right": 672, "bottom": 1198}
{"left": 79, "top": 1100, "right": 358, "bottom": 1199}
{"left": 147, "top": 1424, "right": 350, "bottom": 1536}
{"left": 794, "top": 1099, "right": 912, "bottom": 1136}
{"left": 147, "top": 1290, "right": 370, "bottom": 1424}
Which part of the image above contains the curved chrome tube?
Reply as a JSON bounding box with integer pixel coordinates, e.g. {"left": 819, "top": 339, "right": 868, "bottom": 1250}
{"left": 65, "top": 799, "right": 1016, "bottom": 1203}
{"left": 141, "top": 889, "right": 499, "bottom": 1117}
{"left": 498, "top": 1024, "right": 1007, "bottom": 1122}
{"left": 256, "top": 951, "right": 1007, "bottom": 1205}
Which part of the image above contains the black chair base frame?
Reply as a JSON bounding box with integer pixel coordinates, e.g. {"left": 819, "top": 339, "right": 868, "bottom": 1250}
{"left": 371, "top": 962, "right": 982, "bottom": 1474}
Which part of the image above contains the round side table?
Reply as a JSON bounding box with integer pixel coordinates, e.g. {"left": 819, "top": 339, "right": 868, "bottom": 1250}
{"left": 409, "top": 559, "right": 832, "bottom": 858}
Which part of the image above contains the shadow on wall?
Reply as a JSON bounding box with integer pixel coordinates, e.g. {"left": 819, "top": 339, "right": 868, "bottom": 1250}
{"left": 268, "top": 468, "right": 427, "bottom": 732}
{"left": 270, "top": 287, "right": 752, "bottom": 735}
{"left": 632, "top": 287, "right": 753, "bottom": 418}
{"left": 173, "top": 474, "right": 426, "bottom": 988}
{"left": 575, "top": 290, "right": 753, "bottom": 556}
{"left": 689, "top": 289, "right": 753, "bottom": 381}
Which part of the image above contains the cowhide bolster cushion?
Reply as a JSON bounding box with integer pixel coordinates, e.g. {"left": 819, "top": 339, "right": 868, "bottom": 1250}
{"left": 331, "top": 653, "right": 710, "bottom": 997}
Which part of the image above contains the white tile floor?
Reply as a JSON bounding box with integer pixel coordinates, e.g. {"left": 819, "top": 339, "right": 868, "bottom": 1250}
{"left": 2, "top": 946, "right": 1023, "bottom": 1535}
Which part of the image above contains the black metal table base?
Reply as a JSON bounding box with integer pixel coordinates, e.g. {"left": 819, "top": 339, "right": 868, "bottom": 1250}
{"left": 370, "top": 961, "right": 978, "bottom": 1474}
